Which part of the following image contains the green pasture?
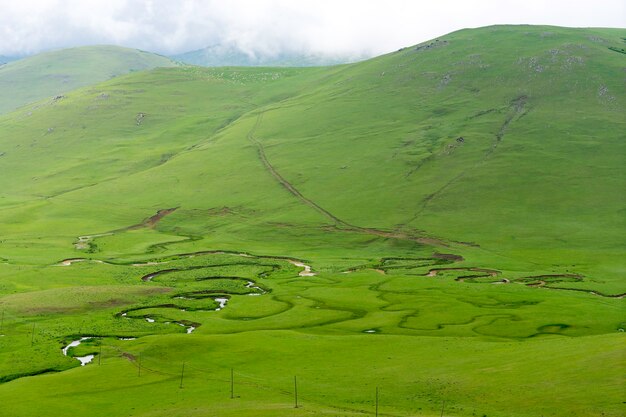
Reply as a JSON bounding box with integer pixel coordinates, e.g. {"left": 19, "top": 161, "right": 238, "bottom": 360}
{"left": 0, "top": 25, "right": 624, "bottom": 416}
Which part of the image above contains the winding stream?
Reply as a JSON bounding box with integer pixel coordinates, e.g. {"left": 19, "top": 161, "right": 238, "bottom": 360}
{"left": 177, "top": 322, "right": 196, "bottom": 334}
{"left": 74, "top": 233, "right": 112, "bottom": 250}
{"left": 289, "top": 260, "right": 316, "bottom": 276}
{"left": 62, "top": 337, "right": 95, "bottom": 366}
{"left": 54, "top": 250, "right": 317, "bottom": 367}
{"left": 214, "top": 297, "right": 229, "bottom": 311}
{"left": 57, "top": 258, "right": 105, "bottom": 266}
{"left": 245, "top": 281, "right": 265, "bottom": 295}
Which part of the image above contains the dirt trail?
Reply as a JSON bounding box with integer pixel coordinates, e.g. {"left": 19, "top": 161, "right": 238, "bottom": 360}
{"left": 247, "top": 112, "right": 452, "bottom": 248}
{"left": 247, "top": 113, "right": 349, "bottom": 227}
{"left": 488, "top": 95, "right": 528, "bottom": 155}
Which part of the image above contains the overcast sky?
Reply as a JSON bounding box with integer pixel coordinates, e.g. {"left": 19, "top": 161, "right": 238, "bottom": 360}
{"left": 1, "top": 0, "right": 624, "bottom": 57}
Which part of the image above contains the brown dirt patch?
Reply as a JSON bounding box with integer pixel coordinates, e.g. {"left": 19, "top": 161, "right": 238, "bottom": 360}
{"left": 425, "top": 267, "right": 500, "bottom": 277}
{"left": 130, "top": 207, "right": 178, "bottom": 229}
{"left": 432, "top": 252, "right": 464, "bottom": 262}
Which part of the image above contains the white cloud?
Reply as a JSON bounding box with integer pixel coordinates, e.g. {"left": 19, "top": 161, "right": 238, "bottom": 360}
{"left": 0, "top": 0, "right": 624, "bottom": 57}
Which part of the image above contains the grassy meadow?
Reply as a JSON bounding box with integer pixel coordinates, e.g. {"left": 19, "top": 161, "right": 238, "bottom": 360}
{"left": 0, "top": 25, "right": 624, "bottom": 416}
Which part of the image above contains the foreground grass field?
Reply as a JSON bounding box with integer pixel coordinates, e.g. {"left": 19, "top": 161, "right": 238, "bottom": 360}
{"left": 0, "top": 25, "right": 624, "bottom": 416}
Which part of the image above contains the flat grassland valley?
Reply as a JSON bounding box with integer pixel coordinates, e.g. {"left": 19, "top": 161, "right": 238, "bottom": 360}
{"left": 0, "top": 25, "right": 624, "bottom": 417}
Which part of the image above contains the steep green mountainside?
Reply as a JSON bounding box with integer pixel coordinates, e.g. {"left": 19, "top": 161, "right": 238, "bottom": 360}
{"left": 0, "top": 45, "right": 177, "bottom": 114}
{"left": 0, "top": 25, "right": 624, "bottom": 417}
{"left": 172, "top": 43, "right": 362, "bottom": 67}
{"left": 248, "top": 25, "right": 626, "bottom": 286}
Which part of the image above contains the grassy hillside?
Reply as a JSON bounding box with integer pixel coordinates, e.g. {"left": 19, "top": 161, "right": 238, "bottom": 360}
{"left": 0, "top": 45, "right": 177, "bottom": 114}
{"left": 0, "top": 25, "right": 624, "bottom": 417}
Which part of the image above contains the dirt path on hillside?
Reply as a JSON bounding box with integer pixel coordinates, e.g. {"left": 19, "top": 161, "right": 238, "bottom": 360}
{"left": 487, "top": 95, "right": 528, "bottom": 156}
{"left": 247, "top": 113, "right": 350, "bottom": 226}
{"left": 246, "top": 112, "right": 454, "bottom": 248}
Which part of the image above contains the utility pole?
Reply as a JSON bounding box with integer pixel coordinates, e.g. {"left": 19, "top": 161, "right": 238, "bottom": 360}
{"left": 230, "top": 368, "right": 234, "bottom": 399}
{"left": 375, "top": 386, "right": 379, "bottom": 417}
{"left": 440, "top": 400, "right": 446, "bottom": 417}
{"left": 294, "top": 375, "right": 299, "bottom": 408}
{"left": 179, "top": 362, "right": 185, "bottom": 389}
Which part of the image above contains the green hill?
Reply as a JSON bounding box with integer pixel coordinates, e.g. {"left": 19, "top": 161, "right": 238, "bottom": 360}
{"left": 0, "top": 25, "right": 624, "bottom": 417}
{"left": 0, "top": 45, "right": 177, "bottom": 114}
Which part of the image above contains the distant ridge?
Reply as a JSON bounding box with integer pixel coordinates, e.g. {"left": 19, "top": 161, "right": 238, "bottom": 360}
{"left": 0, "top": 45, "right": 177, "bottom": 114}
{"left": 171, "top": 43, "right": 364, "bottom": 67}
{"left": 0, "top": 55, "right": 23, "bottom": 65}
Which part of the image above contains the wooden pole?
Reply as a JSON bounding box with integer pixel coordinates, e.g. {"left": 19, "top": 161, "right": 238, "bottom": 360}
{"left": 230, "top": 368, "right": 234, "bottom": 399}
{"left": 375, "top": 386, "right": 379, "bottom": 417}
{"left": 294, "top": 375, "right": 299, "bottom": 408}
{"left": 440, "top": 400, "right": 446, "bottom": 417}
{"left": 179, "top": 362, "right": 185, "bottom": 389}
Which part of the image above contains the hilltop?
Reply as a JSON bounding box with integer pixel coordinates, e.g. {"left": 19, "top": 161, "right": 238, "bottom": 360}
{"left": 0, "top": 45, "right": 177, "bottom": 114}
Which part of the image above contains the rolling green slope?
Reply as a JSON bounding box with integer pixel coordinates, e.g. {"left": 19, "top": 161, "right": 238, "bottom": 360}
{"left": 247, "top": 25, "right": 626, "bottom": 288}
{"left": 0, "top": 25, "right": 624, "bottom": 417}
{"left": 0, "top": 45, "right": 177, "bottom": 114}
{"left": 2, "top": 25, "right": 623, "bottom": 288}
